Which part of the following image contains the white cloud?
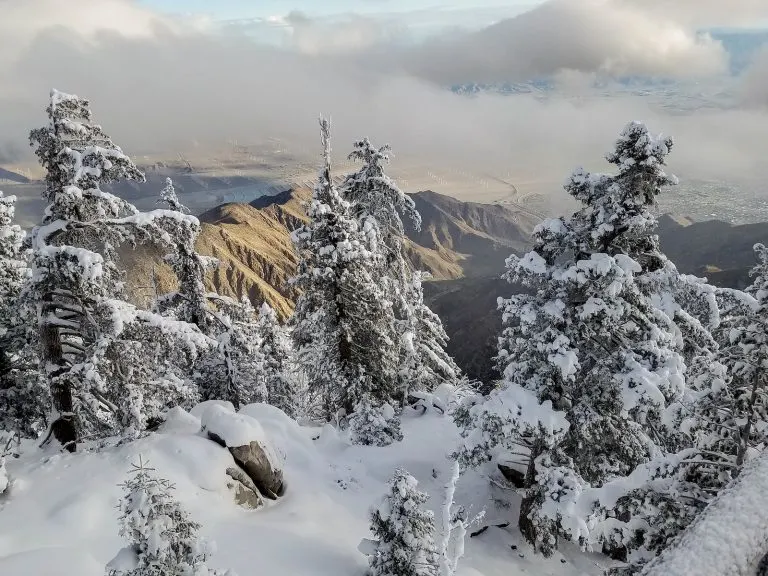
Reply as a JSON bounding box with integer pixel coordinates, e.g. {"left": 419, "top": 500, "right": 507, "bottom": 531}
{"left": 406, "top": 0, "right": 729, "bottom": 85}
{"left": 740, "top": 46, "right": 768, "bottom": 108}
{"left": 283, "top": 11, "right": 409, "bottom": 55}
{"left": 0, "top": 0, "right": 766, "bottom": 217}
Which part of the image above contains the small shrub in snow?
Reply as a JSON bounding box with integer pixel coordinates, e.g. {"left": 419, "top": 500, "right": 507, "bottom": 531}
{"left": 349, "top": 396, "right": 403, "bottom": 447}
{"left": 108, "top": 457, "right": 234, "bottom": 576}
{"left": 368, "top": 468, "right": 439, "bottom": 576}
{"left": 437, "top": 461, "right": 483, "bottom": 576}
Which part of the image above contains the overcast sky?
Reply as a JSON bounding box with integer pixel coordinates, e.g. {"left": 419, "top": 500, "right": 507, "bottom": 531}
{"left": 138, "top": 0, "right": 542, "bottom": 21}
{"left": 1, "top": 0, "right": 768, "bottom": 210}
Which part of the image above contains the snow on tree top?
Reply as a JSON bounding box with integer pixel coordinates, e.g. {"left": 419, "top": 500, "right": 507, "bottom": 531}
{"left": 50, "top": 88, "right": 81, "bottom": 108}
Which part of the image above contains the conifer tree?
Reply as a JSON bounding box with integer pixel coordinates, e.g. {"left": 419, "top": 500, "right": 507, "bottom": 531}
{"left": 341, "top": 139, "right": 458, "bottom": 398}
{"left": 154, "top": 177, "right": 217, "bottom": 333}
{"left": 368, "top": 468, "right": 439, "bottom": 576}
{"left": 349, "top": 394, "right": 403, "bottom": 447}
{"left": 107, "top": 457, "right": 234, "bottom": 576}
{"left": 157, "top": 177, "right": 187, "bottom": 213}
{"left": 708, "top": 243, "right": 768, "bottom": 472}
{"left": 0, "top": 191, "right": 49, "bottom": 437}
{"left": 255, "top": 302, "right": 296, "bottom": 418}
{"left": 291, "top": 119, "right": 392, "bottom": 418}
{"left": 198, "top": 296, "right": 267, "bottom": 409}
{"left": 401, "top": 272, "right": 460, "bottom": 397}
{"left": 456, "top": 122, "right": 687, "bottom": 555}
{"left": 28, "top": 90, "right": 212, "bottom": 449}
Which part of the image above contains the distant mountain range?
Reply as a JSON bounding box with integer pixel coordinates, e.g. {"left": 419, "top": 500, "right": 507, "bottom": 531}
{"left": 123, "top": 188, "right": 538, "bottom": 319}
{"left": 124, "top": 189, "right": 768, "bottom": 382}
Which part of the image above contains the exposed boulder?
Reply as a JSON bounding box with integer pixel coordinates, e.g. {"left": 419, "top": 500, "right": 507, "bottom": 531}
{"left": 201, "top": 404, "right": 285, "bottom": 500}
{"left": 229, "top": 442, "right": 284, "bottom": 500}
{"left": 225, "top": 467, "right": 264, "bottom": 509}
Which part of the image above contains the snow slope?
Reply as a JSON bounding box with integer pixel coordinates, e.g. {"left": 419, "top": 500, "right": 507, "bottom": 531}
{"left": 641, "top": 448, "right": 768, "bottom": 576}
{"left": 0, "top": 404, "right": 607, "bottom": 576}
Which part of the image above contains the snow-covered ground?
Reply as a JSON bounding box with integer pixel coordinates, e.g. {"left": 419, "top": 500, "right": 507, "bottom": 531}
{"left": 0, "top": 403, "right": 608, "bottom": 576}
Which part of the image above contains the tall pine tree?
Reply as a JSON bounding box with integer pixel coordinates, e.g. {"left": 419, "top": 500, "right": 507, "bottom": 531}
{"left": 340, "top": 138, "right": 458, "bottom": 399}
{"left": 290, "top": 119, "right": 392, "bottom": 418}
{"left": 0, "top": 191, "right": 48, "bottom": 437}
{"left": 457, "top": 122, "right": 687, "bottom": 555}
{"left": 28, "top": 90, "right": 212, "bottom": 448}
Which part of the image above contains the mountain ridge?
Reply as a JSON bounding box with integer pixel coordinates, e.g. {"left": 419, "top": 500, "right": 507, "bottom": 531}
{"left": 123, "top": 188, "right": 538, "bottom": 318}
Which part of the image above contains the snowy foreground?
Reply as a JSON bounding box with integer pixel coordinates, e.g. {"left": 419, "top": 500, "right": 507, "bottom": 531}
{"left": 0, "top": 402, "right": 608, "bottom": 576}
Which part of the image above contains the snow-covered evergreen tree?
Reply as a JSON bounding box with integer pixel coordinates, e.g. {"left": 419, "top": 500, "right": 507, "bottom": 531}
{"left": 27, "top": 90, "right": 212, "bottom": 449}
{"left": 719, "top": 243, "right": 768, "bottom": 470}
{"left": 255, "top": 302, "right": 296, "bottom": 418}
{"left": 291, "top": 119, "right": 394, "bottom": 418}
{"left": 456, "top": 122, "right": 688, "bottom": 556}
{"left": 157, "top": 177, "right": 187, "bottom": 214}
{"left": 349, "top": 394, "right": 403, "bottom": 447}
{"left": 154, "top": 178, "right": 217, "bottom": 333}
{"left": 602, "top": 245, "right": 768, "bottom": 573}
{"left": 341, "top": 138, "right": 457, "bottom": 399}
{"left": 0, "top": 191, "right": 49, "bottom": 437}
{"left": 401, "top": 272, "right": 460, "bottom": 397}
{"left": 342, "top": 138, "right": 421, "bottom": 261}
{"left": 108, "top": 457, "right": 233, "bottom": 576}
{"left": 75, "top": 301, "right": 208, "bottom": 438}
{"left": 437, "top": 460, "right": 482, "bottom": 576}
{"left": 368, "top": 468, "right": 439, "bottom": 576}
{"left": 198, "top": 296, "right": 267, "bottom": 409}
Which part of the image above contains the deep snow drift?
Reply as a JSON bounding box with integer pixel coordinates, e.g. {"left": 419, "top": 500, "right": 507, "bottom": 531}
{"left": 0, "top": 401, "right": 608, "bottom": 576}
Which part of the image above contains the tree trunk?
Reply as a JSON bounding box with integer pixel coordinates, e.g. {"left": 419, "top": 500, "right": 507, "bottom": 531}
{"left": 518, "top": 437, "right": 544, "bottom": 550}
{"left": 40, "top": 303, "right": 77, "bottom": 452}
{"left": 736, "top": 372, "right": 761, "bottom": 475}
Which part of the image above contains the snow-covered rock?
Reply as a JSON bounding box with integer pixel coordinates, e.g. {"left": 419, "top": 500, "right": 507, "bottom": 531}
{"left": 641, "top": 449, "right": 768, "bottom": 576}
{"left": 159, "top": 406, "right": 202, "bottom": 435}
{"left": 201, "top": 404, "right": 284, "bottom": 499}
{"left": 191, "top": 400, "right": 236, "bottom": 420}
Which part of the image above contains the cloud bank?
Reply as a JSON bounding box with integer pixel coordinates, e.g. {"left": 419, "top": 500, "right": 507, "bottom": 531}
{"left": 407, "top": 0, "right": 729, "bottom": 84}
{"left": 0, "top": 0, "right": 767, "bottom": 212}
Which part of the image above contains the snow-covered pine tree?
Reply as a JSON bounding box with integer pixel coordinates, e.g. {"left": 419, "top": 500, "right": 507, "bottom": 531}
{"left": 154, "top": 177, "right": 217, "bottom": 333}
{"left": 456, "top": 122, "right": 687, "bottom": 556}
{"left": 255, "top": 302, "right": 296, "bottom": 418}
{"left": 78, "top": 300, "right": 208, "bottom": 438}
{"left": 108, "top": 457, "right": 234, "bottom": 576}
{"left": 720, "top": 243, "right": 768, "bottom": 470}
{"left": 340, "top": 138, "right": 458, "bottom": 399}
{"left": 27, "top": 90, "right": 212, "bottom": 449}
{"left": 368, "top": 468, "right": 439, "bottom": 576}
{"left": 0, "top": 191, "right": 49, "bottom": 437}
{"left": 198, "top": 296, "right": 267, "bottom": 409}
{"left": 342, "top": 138, "right": 421, "bottom": 262}
{"left": 291, "top": 119, "right": 393, "bottom": 418}
{"left": 401, "top": 272, "right": 460, "bottom": 398}
{"left": 349, "top": 394, "right": 403, "bottom": 447}
{"left": 157, "top": 177, "right": 187, "bottom": 214}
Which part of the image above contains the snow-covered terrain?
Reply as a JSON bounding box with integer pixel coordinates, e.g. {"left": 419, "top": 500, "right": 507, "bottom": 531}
{"left": 0, "top": 402, "right": 607, "bottom": 576}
